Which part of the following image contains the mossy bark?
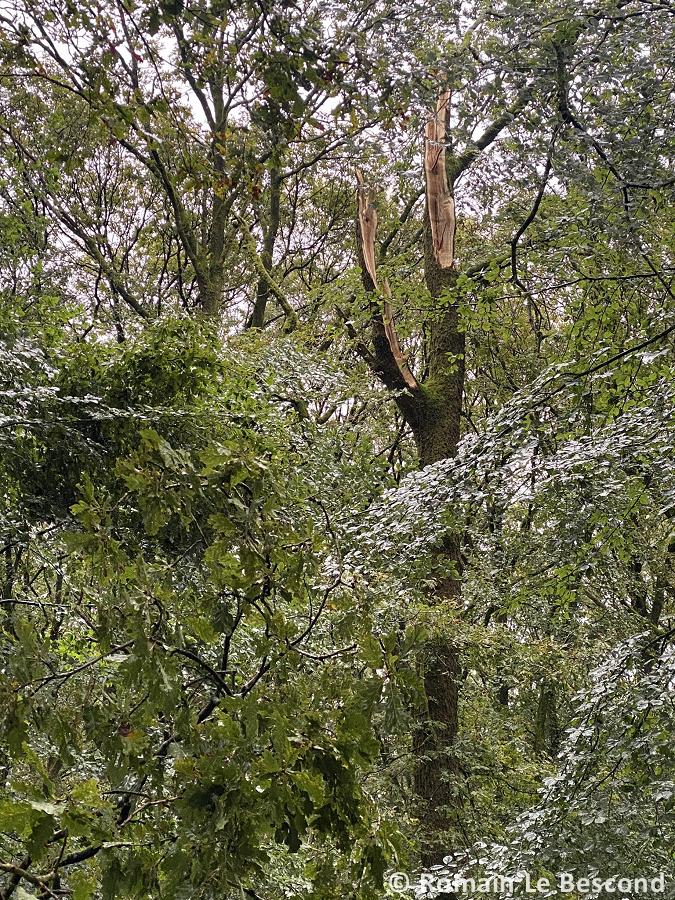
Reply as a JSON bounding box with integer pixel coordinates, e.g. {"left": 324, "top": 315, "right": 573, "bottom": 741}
{"left": 410, "top": 211, "right": 465, "bottom": 870}
{"left": 534, "top": 678, "right": 560, "bottom": 756}
{"left": 250, "top": 167, "right": 281, "bottom": 329}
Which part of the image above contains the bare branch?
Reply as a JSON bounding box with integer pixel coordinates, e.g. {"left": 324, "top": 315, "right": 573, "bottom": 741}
{"left": 511, "top": 130, "right": 558, "bottom": 286}
{"left": 448, "top": 85, "right": 532, "bottom": 184}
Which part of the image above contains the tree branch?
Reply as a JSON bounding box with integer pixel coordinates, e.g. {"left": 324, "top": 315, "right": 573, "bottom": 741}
{"left": 447, "top": 85, "right": 532, "bottom": 185}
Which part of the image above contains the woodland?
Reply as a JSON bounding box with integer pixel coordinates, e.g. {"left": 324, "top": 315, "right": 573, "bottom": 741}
{"left": 1, "top": 0, "right": 675, "bottom": 898}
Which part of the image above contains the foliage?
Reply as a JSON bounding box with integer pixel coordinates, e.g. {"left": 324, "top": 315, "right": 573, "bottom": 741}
{"left": 0, "top": 322, "right": 417, "bottom": 899}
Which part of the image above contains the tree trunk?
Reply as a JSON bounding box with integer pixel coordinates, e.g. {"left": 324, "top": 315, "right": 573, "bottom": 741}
{"left": 250, "top": 167, "right": 281, "bottom": 329}
{"left": 533, "top": 678, "right": 559, "bottom": 756}
{"left": 410, "top": 210, "right": 465, "bottom": 870}
{"left": 413, "top": 635, "right": 461, "bottom": 869}
{"left": 351, "top": 77, "right": 532, "bottom": 873}
{"left": 354, "top": 163, "right": 466, "bottom": 869}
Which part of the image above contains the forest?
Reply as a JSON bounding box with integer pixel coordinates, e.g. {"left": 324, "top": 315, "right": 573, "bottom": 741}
{"left": 1, "top": 0, "right": 675, "bottom": 897}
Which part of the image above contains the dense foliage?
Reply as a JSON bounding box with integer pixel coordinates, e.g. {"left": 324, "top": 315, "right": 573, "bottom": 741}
{"left": 2, "top": 0, "right": 675, "bottom": 898}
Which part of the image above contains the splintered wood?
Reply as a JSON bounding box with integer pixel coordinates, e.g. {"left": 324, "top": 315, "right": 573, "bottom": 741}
{"left": 382, "top": 278, "right": 418, "bottom": 389}
{"left": 424, "top": 88, "right": 456, "bottom": 269}
{"left": 355, "top": 168, "right": 379, "bottom": 287}
{"left": 355, "top": 169, "right": 418, "bottom": 390}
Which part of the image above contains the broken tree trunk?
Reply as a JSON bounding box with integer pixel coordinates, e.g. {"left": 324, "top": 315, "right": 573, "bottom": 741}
{"left": 412, "top": 94, "right": 465, "bottom": 870}
{"left": 354, "top": 151, "right": 464, "bottom": 870}
{"left": 350, "top": 76, "right": 532, "bottom": 876}
{"left": 424, "top": 88, "right": 456, "bottom": 270}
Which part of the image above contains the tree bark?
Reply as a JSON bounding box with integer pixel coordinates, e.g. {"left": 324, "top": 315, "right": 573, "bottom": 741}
{"left": 354, "top": 172, "right": 465, "bottom": 870}
{"left": 533, "top": 678, "right": 559, "bottom": 756}
{"left": 250, "top": 167, "right": 281, "bottom": 329}
{"left": 411, "top": 206, "right": 464, "bottom": 871}
{"left": 413, "top": 635, "right": 461, "bottom": 869}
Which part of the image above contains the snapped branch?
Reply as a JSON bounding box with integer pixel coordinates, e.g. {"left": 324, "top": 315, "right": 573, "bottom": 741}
{"left": 355, "top": 170, "right": 419, "bottom": 391}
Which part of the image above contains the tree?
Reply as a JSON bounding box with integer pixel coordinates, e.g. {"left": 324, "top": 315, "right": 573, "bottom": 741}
{"left": 0, "top": 317, "right": 425, "bottom": 899}
{"left": 0, "top": 0, "right": 450, "bottom": 324}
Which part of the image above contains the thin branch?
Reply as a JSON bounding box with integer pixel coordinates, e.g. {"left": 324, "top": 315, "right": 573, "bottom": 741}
{"left": 168, "top": 646, "right": 233, "bottom": 696}
{"left": 25, "top": 641, "right": 134, "bottom": 696}
{"left": 235, "top": 214, "right": 298, "bottom": 331}
{"left": 379, "top": 187, "right": 425, "bottom": 259}
{"left": 511, "top": 130, "right": 558, "bottom": 286}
